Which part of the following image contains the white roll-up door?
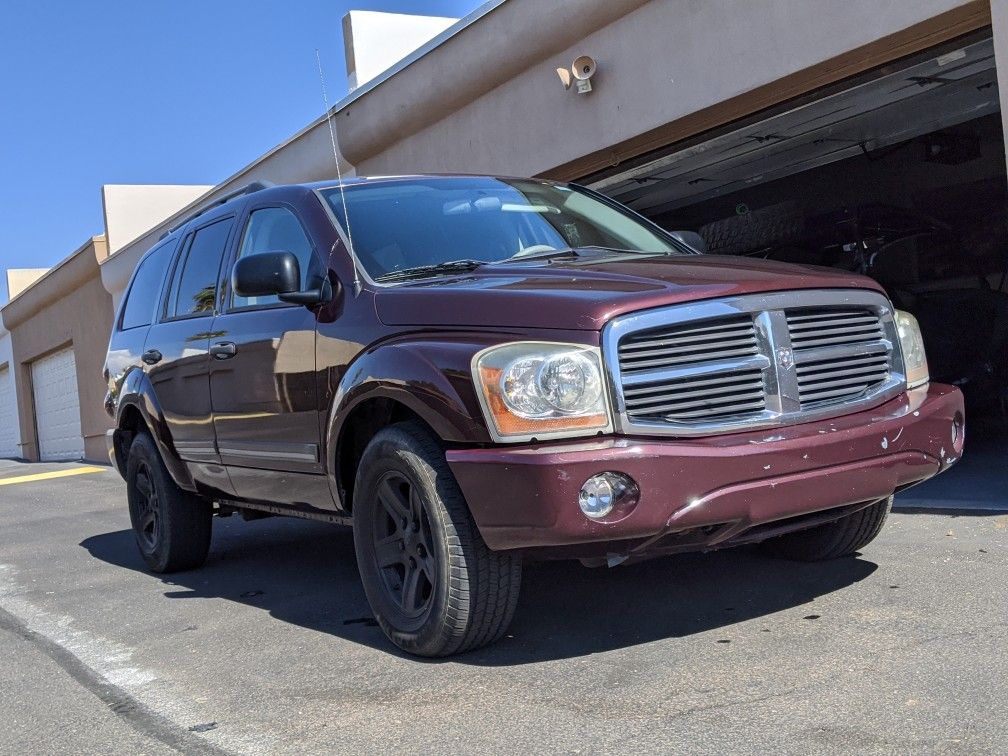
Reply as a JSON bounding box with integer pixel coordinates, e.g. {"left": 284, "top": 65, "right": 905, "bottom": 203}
{"left": 31, "top": 348, "right": 84, "bottom": 461}
{"left": 0, "top": 364, "right": 18, "bottom": 458}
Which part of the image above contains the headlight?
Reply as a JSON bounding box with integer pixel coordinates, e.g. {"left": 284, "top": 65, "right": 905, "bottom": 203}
{"left": 895, "top": 309, "right": 929, "bottom": 389}
{"left": 472, "top": 342, "right": 612, "bottom": 442}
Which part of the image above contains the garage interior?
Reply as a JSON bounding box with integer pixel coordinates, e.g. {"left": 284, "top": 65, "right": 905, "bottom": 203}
{"left": 590, "top": 31, "right": 1006, "bottom": 509}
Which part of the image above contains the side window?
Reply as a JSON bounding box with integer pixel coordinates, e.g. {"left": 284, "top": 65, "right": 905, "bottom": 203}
{"left": 232, "top": 207, "right": 315, "bottom": 308}
{"left": 170, "top": 218, "right": 233, "bottom": 318}
{"left": 120, "top": 239, "right": 176, "bottom": 330}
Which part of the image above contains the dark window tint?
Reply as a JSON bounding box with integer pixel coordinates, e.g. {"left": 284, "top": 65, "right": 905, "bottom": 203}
{"left": 320, "top": 177, "right": 681, "bottom": 280}
{"left": 120, "top": 240, "right": 176, "bottom": 330}
{"left": 171, "top": 219, "right": 233, "bottom": 318}
{"left": 233, "top": 207, "right": 315, "bottom": 308}
{"left": 162, "top": 236, "right": 188, "bottom": 320}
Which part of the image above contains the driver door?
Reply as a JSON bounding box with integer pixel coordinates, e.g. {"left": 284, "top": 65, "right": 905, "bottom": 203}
{"left": 208, "top": 204, "right": 323, "bottom": 502}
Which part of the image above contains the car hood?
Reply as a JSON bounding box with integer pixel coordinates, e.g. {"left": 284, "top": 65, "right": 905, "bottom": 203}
{"left": 373, "top": 254, "right": 886, "bottom": 331}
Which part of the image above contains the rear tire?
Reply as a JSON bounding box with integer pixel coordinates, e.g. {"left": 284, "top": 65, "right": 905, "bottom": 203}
{"left": 759, "top": 496, "right": 892, "bottom": 561}
{"left": 125, "top": 432, "right": 212, "bottom": 573}
{"left": 352, "top": 422, "right": 522, "bottom": 657}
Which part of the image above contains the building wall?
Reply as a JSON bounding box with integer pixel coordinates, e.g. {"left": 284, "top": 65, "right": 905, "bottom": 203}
{"left": 6, "top": 268, "right": 48, "bottom": 300}
{"left": 100, "top": 125, "right": 353, "bottom": 309}
{"left": 338, "top": 0, "right": 987, "bottom": 180}
{"left": 96, "top": 0, "right": 989, "bottom": 312}
{"left": 344, "top": 10, "right": 458, "bottom": 91}
{"left": 0, "top": 329, "right": 12, "bottom": 378}
{"left": 0, "top": 326, "right": 19, "bottom": 458}
{"left": 102, "top": 185, "right": 213, "bottom": 255}
{"left": 991, "top": 0, "right": 1008, "bottom": 175}
{"left": 1, "top": 237, "right": 114, "bottom": 462}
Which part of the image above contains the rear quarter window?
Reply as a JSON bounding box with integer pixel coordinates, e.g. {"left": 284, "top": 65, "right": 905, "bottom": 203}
{"left": 120, "top": 239, "right": 177, "bottom": 331}
{"left": 168, "top": 218, "right": 234, "bottom": 318}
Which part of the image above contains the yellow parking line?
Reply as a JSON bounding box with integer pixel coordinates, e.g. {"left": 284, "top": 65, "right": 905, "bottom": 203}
{"left": 0, "top": 467, "right": 107, "bottom": 487}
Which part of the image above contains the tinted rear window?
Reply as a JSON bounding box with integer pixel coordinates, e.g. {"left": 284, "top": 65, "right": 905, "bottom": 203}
{"left": 120, "top": 240, "right": 177, "bottom": 330}
{"left": 170, "top": 218, "right": 233, "bottom": 318}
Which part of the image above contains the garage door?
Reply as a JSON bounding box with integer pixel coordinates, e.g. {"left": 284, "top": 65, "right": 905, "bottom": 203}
{"left": 592, "top": 36, "right": 998, "bottom": 217}
{"left": 31, "top": 348, "right": 84, "bottom": 461}
{"left": 0, "top": 365, "right": 18, "bottom": 458}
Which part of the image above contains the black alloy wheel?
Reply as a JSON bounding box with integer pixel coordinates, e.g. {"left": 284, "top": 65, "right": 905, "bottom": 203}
{"left": 352, "top": 422, "right": 523, "bottom": 656}
{"left": 130, "top": 460, "right": 162, "bottom": 553}
{"left": 371, "top": 471, "right": 438, "bottom": 621}
{"left": 125, "top": 432, "right": 213, "bottom": 573}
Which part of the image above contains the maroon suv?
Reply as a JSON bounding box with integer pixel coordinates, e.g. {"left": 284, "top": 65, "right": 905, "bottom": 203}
{"left": 104, "top": 176, "right": 964, "bottom": 656}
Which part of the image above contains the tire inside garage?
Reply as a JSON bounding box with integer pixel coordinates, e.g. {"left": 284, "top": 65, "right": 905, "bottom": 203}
{"left": 0, "top": 364, "right": 18, "bottom": 458}
{"left": 31, "top": 348, "right": 84, "bottom": 462}
{"left": 590, "top": 31, "right": 1006, "bottom": 510}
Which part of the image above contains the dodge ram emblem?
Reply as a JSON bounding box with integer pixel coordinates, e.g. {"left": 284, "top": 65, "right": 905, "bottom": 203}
{"left": 776, "top": 346, "right": 794, "bottom": 369}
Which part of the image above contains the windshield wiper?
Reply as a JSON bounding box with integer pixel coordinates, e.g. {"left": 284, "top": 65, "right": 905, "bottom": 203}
{"left": 492, "top": 248, "right": 583, "bottom": 264}
{"left": 376, "top": 259, "right": 488, "bottom": 282}
{"left": 496, "top": 245, "right": 669, "bottom": 264}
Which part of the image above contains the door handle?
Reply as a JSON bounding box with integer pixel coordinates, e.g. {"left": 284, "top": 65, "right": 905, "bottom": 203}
{"left": 141, "top": 349, "right": 163, "bottom": 366}
{"left": 210, "top": 342, "right": 237, "bottom": 360}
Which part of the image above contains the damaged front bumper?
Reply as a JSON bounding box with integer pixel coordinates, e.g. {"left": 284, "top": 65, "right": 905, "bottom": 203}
{"left": 446, "top": 383, "right": 964, "bottom": 555}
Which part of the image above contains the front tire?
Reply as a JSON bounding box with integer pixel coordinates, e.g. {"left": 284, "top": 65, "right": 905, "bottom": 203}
{"left": 759, "top": 496, "right": 892, "bottom": 561}
{"left": 352, "top": 422, "right": 522, "bottom": 657}
{"left": 126, "top": 432, "right": 212, "bottom": 573}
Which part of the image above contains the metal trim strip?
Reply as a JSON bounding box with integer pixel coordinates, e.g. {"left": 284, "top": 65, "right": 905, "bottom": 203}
{"left": 217, "top": 442, "right": 319, "bottom": 464}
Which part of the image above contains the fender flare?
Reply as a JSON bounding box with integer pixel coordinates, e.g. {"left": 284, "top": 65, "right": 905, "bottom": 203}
{"left": 115, "top": 368, "right": 197, "bottom": 491}
{"left": 323, "top": 337, "right": 497, "bottom": 507}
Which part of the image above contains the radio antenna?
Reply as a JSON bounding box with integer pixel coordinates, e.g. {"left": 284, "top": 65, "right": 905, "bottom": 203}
{"left": 315, "top": 48, "right": 362, "bottom": 295}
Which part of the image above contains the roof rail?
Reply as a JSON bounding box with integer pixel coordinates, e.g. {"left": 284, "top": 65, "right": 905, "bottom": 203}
{"left": 161, "top": 181, "right": 274, "bottom": 238}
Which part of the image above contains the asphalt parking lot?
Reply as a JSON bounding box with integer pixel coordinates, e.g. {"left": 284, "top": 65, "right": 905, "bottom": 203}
{"left": 0, "top": 452, "right": 1005, "bottom": 755}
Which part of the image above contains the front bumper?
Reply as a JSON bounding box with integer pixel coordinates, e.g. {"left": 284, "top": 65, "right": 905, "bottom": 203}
{"left": 446, "top": 383, "right": 964, "bottom": 553}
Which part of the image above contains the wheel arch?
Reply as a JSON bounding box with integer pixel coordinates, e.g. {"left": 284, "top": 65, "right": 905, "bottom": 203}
{"left": 114, "top": 369, "right": 197, "bottom": 491}
{"left": 332, "top": 395, "right": 438, "bottom": 511}
{"left": 325, "top": 338, "right": 496, "bottom": 511}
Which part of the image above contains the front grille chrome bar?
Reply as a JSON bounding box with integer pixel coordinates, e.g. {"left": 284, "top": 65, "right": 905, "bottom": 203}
{"left": 602, "top": 289, "right": 907, "bottom": 437}
{"left": 620, "top": 353, "right": 771, "bottom": 387}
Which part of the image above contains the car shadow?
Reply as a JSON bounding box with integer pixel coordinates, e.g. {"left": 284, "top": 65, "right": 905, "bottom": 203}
{"left": 81, "top": 516, "right": 877, "bottom": 665}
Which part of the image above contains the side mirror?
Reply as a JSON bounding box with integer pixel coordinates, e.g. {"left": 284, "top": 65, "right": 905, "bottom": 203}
{"left": 669, "top": 230, "right": 708, "bottom": 254}
{"left": 233, "top": 251, "right": 300, "bottom": 297}
{"left": 232, "top": 251, "right": 334, "bottom": 306}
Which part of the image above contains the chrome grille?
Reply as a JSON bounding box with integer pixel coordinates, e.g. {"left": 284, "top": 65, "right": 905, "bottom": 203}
{"left": 604, "top": 290, "right": 906, "bottom": 437}
{"left": 796, "top": 350, "right": 891, "bottom": 405}
{"left": 787, "top": 308, "right": 886, "bottom": 350}
{"left": 623, "top": 368, "right": 766, "bottom": 421}
{"left": 789, "top": 307, "right": 891, "bottom": 407}
{"left": 619, "top": 316, "right": 767, "bottom": 421}
{"left": 618, "top": 315, "right": 758, "bottom": 373}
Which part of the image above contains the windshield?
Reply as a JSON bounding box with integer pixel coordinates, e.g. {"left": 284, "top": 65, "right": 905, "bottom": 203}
{"left": 320, "top": 177, "right": 685, "bottom": 280}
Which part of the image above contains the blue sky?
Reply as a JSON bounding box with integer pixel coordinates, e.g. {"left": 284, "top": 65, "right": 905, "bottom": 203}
{"left": 0, "top": 0, "right": 482, "bottom": 303}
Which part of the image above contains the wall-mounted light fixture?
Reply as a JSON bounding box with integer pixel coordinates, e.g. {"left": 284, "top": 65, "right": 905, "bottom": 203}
{"left": 557, "top": 55, "right": 597, "bottom": 94}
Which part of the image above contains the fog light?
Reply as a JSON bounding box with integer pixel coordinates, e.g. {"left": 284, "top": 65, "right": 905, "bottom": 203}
{"left": 579, "top": 472, "right": 637, "bottom": 520}
{"left": 952, "top": 411, "right": 965, "bottom": 453}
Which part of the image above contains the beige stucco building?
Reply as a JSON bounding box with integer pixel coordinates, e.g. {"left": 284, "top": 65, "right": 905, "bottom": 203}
{"left": 0, "top": 186, "right": 209, "bottom": 462}
{"left": 98, "top": 0, "right": 1006, "bottom": 298}
{"left": 1, "top": 237, "right": 112, "bottom": 461}
{"left": 0, "top": 320, "right": 19, "bottom": 458}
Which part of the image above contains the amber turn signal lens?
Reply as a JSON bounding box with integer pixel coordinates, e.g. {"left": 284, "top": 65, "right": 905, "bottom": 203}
{"left": 472, "top": 342, "right": 612, "bottom": 442}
